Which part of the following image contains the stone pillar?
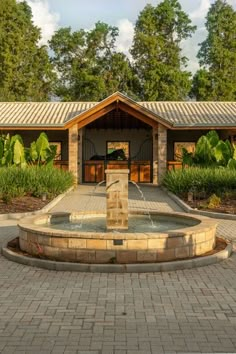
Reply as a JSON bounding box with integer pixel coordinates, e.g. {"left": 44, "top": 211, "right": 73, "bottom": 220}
{"left": 68, "top": 124, "right": 78, "bottom": 184}
{"left": 152, "top": 127, "right": 158, "bottom": 185}
{"left": 105, "top": 169, "right": 129, "bottom": 230}
{"left": 158, "top": 124, "right": 167, "bottom": 184}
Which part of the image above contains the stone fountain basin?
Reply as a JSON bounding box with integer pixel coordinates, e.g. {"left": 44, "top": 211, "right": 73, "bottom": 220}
{"left": 18, "top": 211, "right": 217, "bottom": 264}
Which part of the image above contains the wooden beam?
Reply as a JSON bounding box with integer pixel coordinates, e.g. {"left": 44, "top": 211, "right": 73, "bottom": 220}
{"left": 75, "top": 102, "right": 117, "bottom": 130}
{"left": 118, "top": 102, "right": 159, "bottom": 129}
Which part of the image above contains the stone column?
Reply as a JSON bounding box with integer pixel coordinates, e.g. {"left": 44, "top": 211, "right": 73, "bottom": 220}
{"left": 68, "top": 124, "right": 78, "bottom": 184}
{"left": 152, "top": 127, "right": 158, "bottom": 185}
{"left": 158, "top": 124, "right": 167, "bottom": 184}
{"left": 105, "top": 169, "right": 129, "bottom": 230}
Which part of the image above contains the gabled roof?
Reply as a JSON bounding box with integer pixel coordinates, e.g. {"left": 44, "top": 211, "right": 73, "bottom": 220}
{"left": 0, "top": 92, "right": 235, "bottom": 129}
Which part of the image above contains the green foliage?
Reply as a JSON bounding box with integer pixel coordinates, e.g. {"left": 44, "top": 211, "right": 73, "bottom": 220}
{"left": 0, "top": 134, "right": 26, "bottom": 167}
{"left": 131, "top": 0, "right": 196, "bottom": 100}
{"left": 207, "top": 194, "right": 221, "bottom": 209}
{"left": 0, "top": 166, "right": 74, "bottom": 203}
{"left": 163, "top": 167, "right": 236, "bottom": 197}
{"left": 49, "top": 22, "right": 138, "bottom": 101}
{"left": 180, "top": 130, "right": 236, "bottom": 168}
{"left": 0, "top": 132, "right": 57, "bottom": 167}
{"left": 192, "top": 0, "right": 236, "bottom": 101}
{"left": 0, "top": 0, "right": 54, "bottom": 101}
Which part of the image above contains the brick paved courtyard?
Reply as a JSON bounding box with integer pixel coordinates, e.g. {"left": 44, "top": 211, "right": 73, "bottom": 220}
{"left": 0, "top": 185, "right": 236, "bottom": 353}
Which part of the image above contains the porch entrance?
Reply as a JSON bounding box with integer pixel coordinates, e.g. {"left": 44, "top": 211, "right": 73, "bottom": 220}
{"left": 81, "top": 109, "right": 153, "bottom": 183}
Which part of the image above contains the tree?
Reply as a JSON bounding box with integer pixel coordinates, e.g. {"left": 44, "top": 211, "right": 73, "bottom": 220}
{"left": 0, "top": 0, "right": 54, "bottom": 101}
{"left": 131, "top": 0, "right": 196, "bottom": 101}
{"left": 192, "top": 0, "right": 236, "bottom": 101}
{"left": 50, "top": 22, "right": 137, "bottom": 101}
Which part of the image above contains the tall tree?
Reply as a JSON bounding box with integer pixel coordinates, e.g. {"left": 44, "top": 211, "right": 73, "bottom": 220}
{"left": 0, "top": 0, "right": 54, "bottom": 101}
{"left": 131, "top": 0, "right": 196, "bottom": 101}
{"left": 50, "top": 22, "right": 137, "bottom": 101}
{"left": 192, "top": 0, "right": 236, "bottom": 101}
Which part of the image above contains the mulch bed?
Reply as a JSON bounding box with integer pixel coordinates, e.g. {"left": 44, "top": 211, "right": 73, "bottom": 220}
{"left": 184, "top": 198, "right": 236, "bottom": 215}
{"left": 0, "top": 196, "right": 51, "bottom": 214}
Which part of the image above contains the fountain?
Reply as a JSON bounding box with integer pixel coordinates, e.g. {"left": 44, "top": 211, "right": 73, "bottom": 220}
{"left": 16, "top": 169, "right": 219, "bottom": 266}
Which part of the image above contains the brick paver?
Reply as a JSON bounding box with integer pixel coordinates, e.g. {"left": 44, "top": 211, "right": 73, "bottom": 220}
{"left": 0, "top": 185, "right": 236, "bottom": 353}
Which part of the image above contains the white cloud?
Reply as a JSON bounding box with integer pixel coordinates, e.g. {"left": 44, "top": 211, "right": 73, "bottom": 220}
{"left": 190, "top": 0, "right": 211, "bottom": 20}
{"left": 25, "top": 0, "right": 60, "bottom": 46}
{"left": 116, "top": 19, "right": 134, "bottom": 59}
{"left": 227, "top": 0, "right": 236, "bottom": 7}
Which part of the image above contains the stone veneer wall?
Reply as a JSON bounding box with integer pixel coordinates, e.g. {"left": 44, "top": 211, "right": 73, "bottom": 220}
{"left": 19, "top": 212, "right": 217, "bottom": 264}
{"left": 105, "top": 169, "right": 129, "bottom": 230}
{"left": 68, "top": 125, "right": 78, "bottom": 183}
{"left": 152, "top": 127, "right": 158, "bottom": 185}
{"left": 158, "top": 124, "right": 167, "bottom": 183}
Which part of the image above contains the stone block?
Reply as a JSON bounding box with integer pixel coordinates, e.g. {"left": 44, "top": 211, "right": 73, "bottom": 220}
{"left": 148, "top": 238, "right": 167, "bottom": 249}
{"left": 116, "top": 251, "right": 137, "bottom": 264}
{"left": 27, "top": 232, "right": 38, "bottom": 243}
{"left": 157, "top": 248, "right": 175, "bottom": 262}
{"left": 194, "top": 241, "right": 211, "bottom": 256}
{"left": 167, "top": 236, "right": 183, "bottom": 249}
{"left": 195, "top": 232, "right": 206, "bottom": 243}
{"left": 68, "top": 238, "right": 86, "bottom": 249}
{"left": 137, "top": 251, "right": 157, "bottom": 262}
{"left": 175, "top": 246, "right": 190, "bottom": 259}
{"left": 44, "top": 245, "right": 59, "bottom": 259}
{"left": 183, "top": 234, "right": 196, "bottom": 245}
{"left": 59, "top": 248, "right": 76, "bottom": 261}
{"left": 51, "top": 237, "right": 68, "bottom": 248}
{"left": 87, "top": 239, "right": 107, "bottom": 249}
{"left": 127, "top": 239, "right": 148, "bottom": 250}
{"left": 95, "top": 250, "right": 116, "bottom": 263}
{"left": 37, "top": 235, "right": 51, "bottom": 246}
{"left": 76, "top": 250, "right": 96, "bottom": 263}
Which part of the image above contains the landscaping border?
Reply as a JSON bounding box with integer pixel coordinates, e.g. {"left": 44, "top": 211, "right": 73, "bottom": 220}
{"left": 164, "top": 188, "right": 236, "bottom": 221}
{"left": 0, "top": 187, "right": 74, "bottom": 221}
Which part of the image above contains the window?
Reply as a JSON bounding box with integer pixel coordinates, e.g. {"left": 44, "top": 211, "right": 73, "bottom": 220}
{"left": 174, "top": 142, "right": 195, "bottom": 161}
{"left": 50, "top": 142, "right": 62, "bottom": 160}
{"left": 107, "top": 141, "right": 129, "bottom": 160}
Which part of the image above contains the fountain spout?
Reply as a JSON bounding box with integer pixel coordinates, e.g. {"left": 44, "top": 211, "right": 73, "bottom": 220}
{"left": 106, "top": 179, "right": 120, "bottom": 191}
{"left": 105, "top": 169, "right": 129, "bottom": 230}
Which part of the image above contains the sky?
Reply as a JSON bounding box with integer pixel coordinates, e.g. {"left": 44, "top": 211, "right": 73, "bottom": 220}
{"left": 24, "top": 0, "right": 236, "bottom": 74}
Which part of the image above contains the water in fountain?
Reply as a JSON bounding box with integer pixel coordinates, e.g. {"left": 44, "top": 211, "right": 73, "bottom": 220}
{"left": 129, "top": 180, "right": 156, "bottom": 228}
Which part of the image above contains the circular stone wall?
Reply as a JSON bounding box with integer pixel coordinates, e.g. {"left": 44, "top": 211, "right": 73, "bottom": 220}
{"left": 18, "top": 211, "right": 217, "bottom": 264}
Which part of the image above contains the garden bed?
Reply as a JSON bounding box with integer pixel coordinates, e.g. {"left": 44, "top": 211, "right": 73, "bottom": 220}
{"left": 0, "top": 195, "right": 51, "bottom": 214}
{"left": 184, "top": 197, "right": 236, "bottom": 214}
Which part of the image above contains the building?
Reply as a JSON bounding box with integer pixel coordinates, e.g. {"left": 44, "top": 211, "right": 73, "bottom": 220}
{"left": 0, "top": 92, "right": 236, "bottom": 184}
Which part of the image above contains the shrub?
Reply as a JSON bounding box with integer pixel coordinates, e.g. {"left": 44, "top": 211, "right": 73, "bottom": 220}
{"left": 207, "top": 194, "right": 221, "bottom": 209}
{"left": 163, "top": 167, "right": 236, "bottom": 198}
{"left": 0, "top": 166, "right": 74, "bottom": 203}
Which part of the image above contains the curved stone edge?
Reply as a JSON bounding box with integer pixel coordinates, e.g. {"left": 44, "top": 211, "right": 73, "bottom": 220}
{"left": 162, "top": 187, "right": 236, "bottom": 221}
{"left": 0, "top": 187, "right": 74, "bottom": 221}
{"left": 1, "top": 241, "right": 233, "bottom": 273}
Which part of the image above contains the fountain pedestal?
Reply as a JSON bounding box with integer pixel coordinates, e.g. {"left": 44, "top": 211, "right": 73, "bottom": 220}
{"left": 105, "top": 169, "right": 129, "bottom": 230}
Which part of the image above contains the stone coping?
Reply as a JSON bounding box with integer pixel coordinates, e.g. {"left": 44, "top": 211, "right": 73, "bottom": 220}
{"left": 164, "top": 188, "right": 236, "bottom": 221}
{"left": 1, "top": 240, "right": 232, "bottom": 273}
{"left": 0, "top": 187, "right": 74, "bottom": 221}
{"left": 18, "top": 210, "right": 217, "bottom": 240}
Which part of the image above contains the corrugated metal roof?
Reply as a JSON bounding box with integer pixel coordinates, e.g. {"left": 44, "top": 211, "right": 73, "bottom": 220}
{"left": 0, "top": 99, "right": 235, "bottom": 128}
{"left": 140, "top": 101, "right": 236, "bottom": 127}
{"left": 0, "top": 102, "right": 96, "bottom": 127}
